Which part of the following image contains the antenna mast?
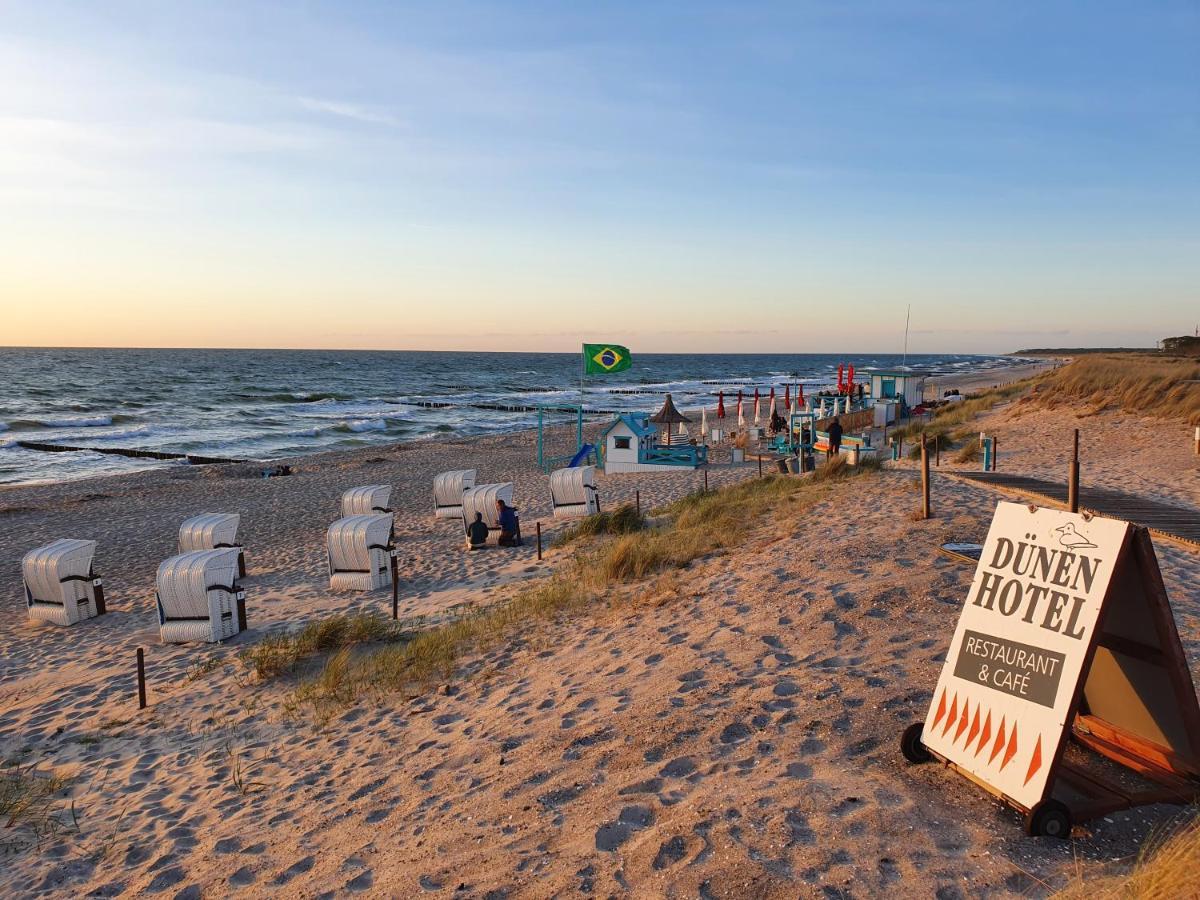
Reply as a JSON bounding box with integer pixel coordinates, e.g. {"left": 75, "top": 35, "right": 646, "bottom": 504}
{"left": 902, "top": 304, "right": 911, "bottom": 366}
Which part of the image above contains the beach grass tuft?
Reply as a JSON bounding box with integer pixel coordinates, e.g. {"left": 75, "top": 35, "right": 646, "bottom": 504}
{"left": 240, "top": 613, "right": 407, "bottom": 679}
{"left": 552, "top": 503, "right": 645, "bottom": 546}
{"left": 1053, "top": 818, "right": 1200, "bottom": 898}
{"left": 953, "top": 442, "right": 983, "bottom": 464}
{"left": 0, "top": 763, "right": 74, "bottom": 849}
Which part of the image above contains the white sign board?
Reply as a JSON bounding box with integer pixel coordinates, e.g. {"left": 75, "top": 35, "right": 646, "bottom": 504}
{"left": 921, "top": 502, "right": 1130, "bottom": 809}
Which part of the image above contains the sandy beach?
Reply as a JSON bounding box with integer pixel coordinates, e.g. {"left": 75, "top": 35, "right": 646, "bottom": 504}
{"left": 2, "top": 370, "right": 1197, "bottom": 898}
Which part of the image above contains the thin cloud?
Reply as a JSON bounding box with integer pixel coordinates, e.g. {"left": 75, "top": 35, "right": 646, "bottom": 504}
{"left": 297, "top": 97, "right": 402, "bottom": 128}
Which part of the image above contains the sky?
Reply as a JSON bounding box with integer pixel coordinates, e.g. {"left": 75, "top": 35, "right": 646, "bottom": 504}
{"left": 1, "top": 1, "right": 1197, "bottom": 354}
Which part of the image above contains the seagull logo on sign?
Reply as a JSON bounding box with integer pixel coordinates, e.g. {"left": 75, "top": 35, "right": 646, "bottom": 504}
{"left": 593, "top": 347, "right": 623, "bottom": 371}
{"left": 1054, "top": 523, "right": 1097, "bottom": 550}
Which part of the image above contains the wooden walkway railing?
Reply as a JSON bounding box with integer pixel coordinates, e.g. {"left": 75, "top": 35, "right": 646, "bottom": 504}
{"left": 949, "top": 472, "right": 1200, "bottom": 549}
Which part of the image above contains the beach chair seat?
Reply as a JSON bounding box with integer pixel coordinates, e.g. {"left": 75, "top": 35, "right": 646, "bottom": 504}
{"left": 433, "top": 469, "right": 477, "bottom": 519}
{"left": 178, "top": 512, "right": 245, "bottom": 577}
{"left": 327, "top": 514, "right": 395, "bottom": 591}
{"left": 549, "top": 465, "right": 599, "bottom": 519}
{"left": 23, "top": 539, "right": 106, "bottom": 626}
{"left": 340, "top": 485, "right": 392, "bottom": 517}
{"left": 156, "top": 549, "right": 245, "bottom": 643}
{"left": 460, "top": 483, "right": 515, "bottom": 532}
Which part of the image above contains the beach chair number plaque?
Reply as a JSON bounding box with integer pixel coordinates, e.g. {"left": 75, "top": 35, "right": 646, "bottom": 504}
{"left": 903, "top": 501, "right": 1200, "bottom": 836}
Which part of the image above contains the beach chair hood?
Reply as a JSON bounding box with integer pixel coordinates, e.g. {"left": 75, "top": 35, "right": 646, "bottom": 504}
{"left": 549, "top": 466, "right": 599, "bottom": 519}
{"left": 327, "top": 513, "right": 395, "bottom": 591}
{"left": 23, "top": 538, "right": 103, "bottom": 626}
{"left": 433, "top": 469, "right": 477, "bottom": 519}
{"left": 460, "top": 483, "right": 515, "bottom": 529}
{"left": 156, "top": 548, "right": 243, "bottom": 643}
{"left": 341, "top": 485, "right": 393, "bottom": 517}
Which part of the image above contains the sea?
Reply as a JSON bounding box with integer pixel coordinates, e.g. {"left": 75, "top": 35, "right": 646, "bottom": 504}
{"left": 0, "top": 348, "right": 1032, "bottom": 486}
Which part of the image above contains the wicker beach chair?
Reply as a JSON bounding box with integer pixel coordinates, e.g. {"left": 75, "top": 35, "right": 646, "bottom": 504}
{"left": 178, "top": 512, "right": 245, "bottom": 577}
{"left": 23, "top": 539, "right": 106, "bottom": 626}
{"left": 460, "top": 482, "right": 515, "bottom": 531}
{"left": 340, "top": 485, "right": 393, "bottom": 517}
{"left": 433, "top": 469, "right": 477, "bottom": 519}
{"left": 155, "top": 549, "right": 246, "bottom": 643}
{"left": 549, "top": 466, "right": 600, "bottom": 519}
{"left": 326, "top": 513, "right": 395, "bottom": 591}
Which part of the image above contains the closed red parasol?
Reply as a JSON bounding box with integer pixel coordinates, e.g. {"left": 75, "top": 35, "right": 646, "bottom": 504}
{"left": 784, "top": 383, "right": 791, "bottom": 408}
{"left": 837, "top": 364, "right": 844, "bottom": 390}
{"left": 768, "top": 386, "right": 775, "bottom": 414}
{"left": 716, "top": 391, "right": 726, "bottom": 418}
{"left": 798, "top": 383, "right": 805, "bottom": 404}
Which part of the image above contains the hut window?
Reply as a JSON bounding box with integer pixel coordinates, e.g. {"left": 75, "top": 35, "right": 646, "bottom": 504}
{"left": 614, "top": 436, "right": 631, "bottom": 450}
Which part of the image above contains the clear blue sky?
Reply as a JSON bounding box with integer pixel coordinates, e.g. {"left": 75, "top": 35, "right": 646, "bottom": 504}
{"left": 2, "top": 1, "right": 1196, "bottom": 352}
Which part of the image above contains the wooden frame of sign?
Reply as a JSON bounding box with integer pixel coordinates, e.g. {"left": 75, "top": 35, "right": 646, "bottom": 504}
{"left": 901, "top": 501, "right": 1200, "bottom": 837}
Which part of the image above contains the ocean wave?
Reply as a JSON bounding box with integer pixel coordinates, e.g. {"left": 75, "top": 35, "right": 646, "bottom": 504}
{"left": 3, "top": 414, "right": 138, "bottom": 430}
{"left": 245, "top": 391, "right": 355, "bottom": 404}
{"left": 337, "top": 418, "right": 389, "bottom": 433}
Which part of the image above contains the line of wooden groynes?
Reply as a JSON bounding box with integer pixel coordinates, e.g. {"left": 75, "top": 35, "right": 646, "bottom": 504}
{"left": 17, "top": 440, "right": 243, "bottom": 466}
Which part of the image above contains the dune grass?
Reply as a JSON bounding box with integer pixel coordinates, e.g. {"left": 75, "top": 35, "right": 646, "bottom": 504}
{"left": 1, "top": 763, "right": 74, "bottom": 849}
{"left": 1025, "top": 355, "right": 1200, "bottom": 426}
{"left": 1054, "top": 819, "right": 1200, "bottom": 898}
{"left": 240, "top": 613, "right": 408, "bottom": 679}
{"left": 275, "top": 464, "right": 881, "bottom": 716}
{"left": 552, "top": 503, "right": 645, "bottom": 547}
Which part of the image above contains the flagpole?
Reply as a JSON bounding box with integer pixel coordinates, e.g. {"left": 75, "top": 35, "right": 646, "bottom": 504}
{"left": 579, "top": 344, "right": 585, "bottom": 451}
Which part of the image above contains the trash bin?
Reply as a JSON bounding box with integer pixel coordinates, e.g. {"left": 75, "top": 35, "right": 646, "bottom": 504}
{"left": 787, "top": 457, "right": 799, "bottom": 474}
{"left": 775, "top": 458, "right": 789, "bottom": 475}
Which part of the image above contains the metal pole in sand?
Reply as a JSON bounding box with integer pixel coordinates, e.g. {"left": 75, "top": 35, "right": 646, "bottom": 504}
{"left": 921, "top": 434, "right": 931, "bottom": 520}
{"left": 390, "top": 554, "right": 399, "bottom": 620}
{"left": 536, "top": 522, "right": 543, "bottom": 561}
{"left": 1068, "top": 429, "right": 1080, "bottom": 514}
{"left": 136, "top": 648, "right": 147, "bottom": 709}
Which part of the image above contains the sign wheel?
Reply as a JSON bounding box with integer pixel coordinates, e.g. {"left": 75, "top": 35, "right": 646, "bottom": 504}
{"left": 1024, "top": 799, "right": 1072, "bottom": 838}
{"left": 900, "top": 722, "right": 932, "bottom": 764}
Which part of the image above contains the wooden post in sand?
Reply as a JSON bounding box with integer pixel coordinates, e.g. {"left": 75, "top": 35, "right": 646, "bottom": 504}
{"left": 920, "top": 434, "right": 931, "bottom": 519}
{"left": 1068, "top": 429, "right": 1080, "bottom": 514}
{"left": 390, "top": 554, "right": 399, "bottom": 620}
{"left": 935, "top": 435, "right": 940, "bottom": 467}
{"left": 536, "top": 522, "right": 543, "bottom": 561}
{"left": 704, "top": 468, "right": 709, "bottom": 493}
{"left": 757, "top": 455, "right": 762, "bottom": 478}
{"left": 991, "top": 436, "right": 998, "bottom": 471}
{"left": 635, "top": 490, "right": 641, "bottom": 517}
{"left": 1195, "top": 426, "right": 1199, "bottom": 456}
{"left": 136, "top": 648, "right": 147, "bottom": 709}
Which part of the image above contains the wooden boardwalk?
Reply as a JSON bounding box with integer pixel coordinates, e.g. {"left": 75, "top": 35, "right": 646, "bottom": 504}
{"left": 949, "top": 471, "right": 1200, "bottom": 549}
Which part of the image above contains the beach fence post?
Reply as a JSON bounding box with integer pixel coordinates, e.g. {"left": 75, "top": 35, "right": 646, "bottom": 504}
{"left": 1068, "top": 429, "right": 1080, "bottom": 514}
{"left": 1195, "top": 426, "right": 1199, "bottom": 456}
{"left": 920, "top": 434, "right": 931, "bottom": 519}
{"left": 991, "top": 436, "right": 998, "bottom": 471}
{"left": 704, "top": 468, "right": 709, "bottom": 493}
{"left": 136, "top": 647, "right": 147, "bottom": 709}
{"left": 635, "top": 490, "right": 640, "bottom": 517}
{"left": 390, "top": 552, "right": 399, "bottom": 620}
{"left": 536, "top": 522, "right": 543, "bottom": 561}
{"left": 757, "top": 455, "right": 762, "bottom": 478}
{"left": 935, "top": 435, "right": 940, "bottom": 467}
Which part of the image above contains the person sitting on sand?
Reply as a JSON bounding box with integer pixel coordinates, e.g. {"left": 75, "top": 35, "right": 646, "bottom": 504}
{"left": 827, "top": 417, "right": 843, "bottom": 456}
{"left": 496, "top": 499, "right": 521, "bottom": 547}
{"left": 466, "top": 512, "right": 489, "bottom": 550}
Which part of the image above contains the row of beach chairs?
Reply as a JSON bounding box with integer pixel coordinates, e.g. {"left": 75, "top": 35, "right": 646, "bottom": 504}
{"left": 21, "top": 466, "right": 605, "bottom": 644}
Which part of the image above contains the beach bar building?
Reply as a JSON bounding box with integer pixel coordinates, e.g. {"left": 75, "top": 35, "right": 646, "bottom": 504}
{"left": 868, "top": 371, "right": 928, "bottom": 422}
{"left": 601, "top": 395, "right": 708, "bottom": 473}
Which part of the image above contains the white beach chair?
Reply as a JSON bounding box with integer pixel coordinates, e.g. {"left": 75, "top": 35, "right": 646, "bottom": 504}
{"left": 23, "top": 539, "right": 106, "bottom": 626}
{"left": 340, "top": 485, "right": 393, "bottom": 517}
{"left": 326, "top": 513, "right": 395, "bottom": 591}
{"left": 155, "top": 549, "right": 245, "bottom": 643}
{"left": 549, "top": 466, "right": 600, "bottom": 519}
{"left": 433, "top": 469, "right": 477, "bottom": 519}
{"left": 178, "top": 512, "right": 245, "bottom": 577}
{"left": 460, "top": 482, "right": 515, "bottom": 531}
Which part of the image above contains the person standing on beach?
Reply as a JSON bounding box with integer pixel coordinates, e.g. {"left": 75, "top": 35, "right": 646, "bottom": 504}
{"left": 827, "top": 417, "right": 843, "bottom": 457}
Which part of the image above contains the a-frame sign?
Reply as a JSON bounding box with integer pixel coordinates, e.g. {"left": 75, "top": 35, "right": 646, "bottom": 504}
{"left": 902, "top": 501, "right": 1200, "bottom": 836}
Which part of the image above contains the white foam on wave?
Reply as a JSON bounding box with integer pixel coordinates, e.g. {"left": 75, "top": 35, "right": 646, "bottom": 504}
{"left": 18, "top": 414, "right": 115, "bottom": 429}
{"left": 343, "top": 418, "right": 388, "bottom": 433}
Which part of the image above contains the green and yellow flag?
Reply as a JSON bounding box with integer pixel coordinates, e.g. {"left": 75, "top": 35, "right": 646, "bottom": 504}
{"left": 583, "top": 343, "right": 632, "bottom": 375}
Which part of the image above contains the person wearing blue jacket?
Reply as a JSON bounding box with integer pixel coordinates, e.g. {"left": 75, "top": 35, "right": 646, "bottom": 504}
{"left": 496, "top": 499, "right": 521, "bottom": 547}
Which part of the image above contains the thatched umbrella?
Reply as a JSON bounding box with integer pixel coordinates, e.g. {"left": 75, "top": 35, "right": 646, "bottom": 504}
{"left": 651, "top": 393, "right": 691, "bottom": 443}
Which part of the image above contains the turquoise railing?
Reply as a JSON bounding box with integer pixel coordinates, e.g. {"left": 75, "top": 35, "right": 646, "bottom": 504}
{"left": 640, "top": 444, "right": 707, "bottom": 467}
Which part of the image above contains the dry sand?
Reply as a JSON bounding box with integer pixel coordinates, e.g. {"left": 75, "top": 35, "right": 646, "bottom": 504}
{"left": 1, "top": 397, "right": 1198, "bottom": 898}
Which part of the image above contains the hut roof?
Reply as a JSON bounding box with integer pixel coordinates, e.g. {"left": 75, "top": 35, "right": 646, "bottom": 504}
{"left": 650, "top": 393, "right": 692, "bottom": 424}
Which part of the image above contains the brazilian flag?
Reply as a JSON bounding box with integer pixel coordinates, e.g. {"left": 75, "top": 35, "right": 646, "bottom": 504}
{"left": 583, "top": 343, "right": 632, "bottom": 375}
